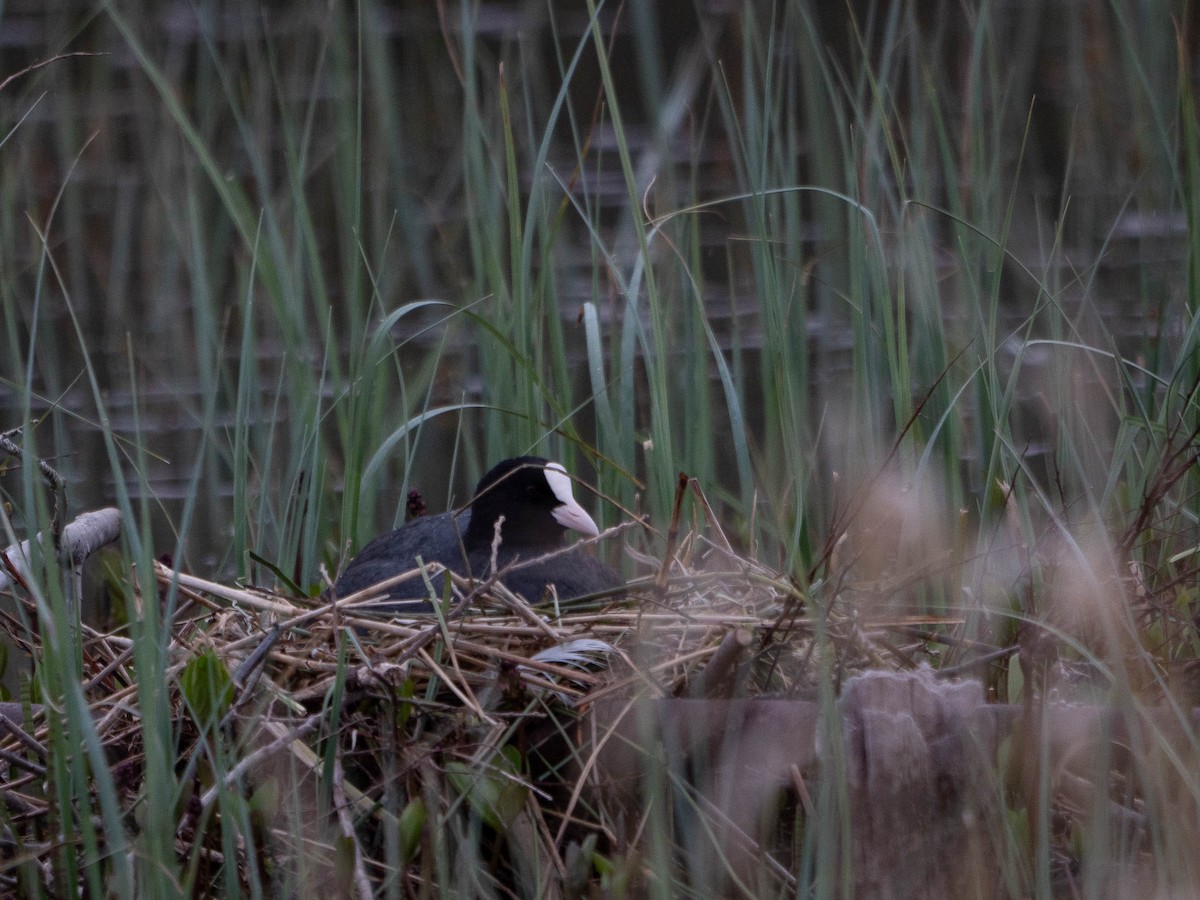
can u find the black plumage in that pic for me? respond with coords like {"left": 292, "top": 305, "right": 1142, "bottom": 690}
{"left": 333, "top": 456, "right": 622, "bottom": 612}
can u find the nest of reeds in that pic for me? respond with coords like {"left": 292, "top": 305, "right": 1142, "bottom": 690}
{"left": 146, "top": 535, "right": 815, "bottom": 894}
{"left": 0, "top": 500, "right": 960, "bottom": 896}
{"left": 0, "top": 528, "right": 787, "bottom": 897}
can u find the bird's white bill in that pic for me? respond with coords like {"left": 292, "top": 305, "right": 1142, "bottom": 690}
{"left": 545, "top": 462, "right": 601, "bottom": 537}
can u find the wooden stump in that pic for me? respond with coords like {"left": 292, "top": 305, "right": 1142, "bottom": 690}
{"left": 588, "top": 669, "right": 1006, "bottom": 897}
{"left": 839, "top": 668, "right": 1000, "bottom": 900}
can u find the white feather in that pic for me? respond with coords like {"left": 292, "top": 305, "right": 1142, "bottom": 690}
{"left": 543, "top": 461, "right": 574, "bottom": 506}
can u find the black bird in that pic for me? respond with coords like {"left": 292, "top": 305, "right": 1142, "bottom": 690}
{"left": 333, "top": 456, "right": 622, "bottom": 612}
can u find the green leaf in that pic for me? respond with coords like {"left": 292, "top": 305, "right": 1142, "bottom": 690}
{"left": 398, "top": 798, "right": 426, "bottom": 863}
{"left": 445, "top": 746, "right": 527, "bottom": 829}
{"left": 1005, "top": 655, "right": 1024, "bottom": 704}
{"left": 249, "top": 777, "right": 280, "bottom": 821}
{"left": 179, "top": 649, "right": 235, "bottom": 732}
{"left": 248, "top": 550, "right": 303, "bottom": 596}
{"left": 393, "top": 678, "right": 415, "bottom": 732}
{"left": 1005, "top": 805, "right": 1030, "bottom": 848}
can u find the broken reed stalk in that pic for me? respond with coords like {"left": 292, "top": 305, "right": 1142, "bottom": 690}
{"left": 654, "top": 470, "right": 691, "bottom": 594}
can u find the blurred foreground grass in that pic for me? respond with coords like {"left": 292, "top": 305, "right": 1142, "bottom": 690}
{"left": 1, "top": 1, "right": 1199, "bottom": 896}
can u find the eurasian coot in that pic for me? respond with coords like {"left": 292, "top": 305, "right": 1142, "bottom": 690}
{"left": 333, "top": 456, "right": 622, "bottom": 611}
